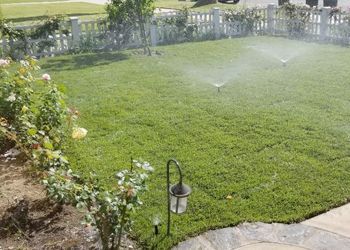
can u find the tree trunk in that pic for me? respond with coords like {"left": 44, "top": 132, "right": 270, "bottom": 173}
{"left": 116, "top": 204, "right": 127, "bottom": 250}
{"left": 135, "top": 0, "right": 151, "bottom": 56}
{"left": 139, "top": 21, "right": 151, "bottom": 56}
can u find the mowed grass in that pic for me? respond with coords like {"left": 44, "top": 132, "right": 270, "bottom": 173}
{"left": 1, "top": 0, "right": 67, "bottom": 3}
{"left": 155, "top": 0, "right": 206, "bottom": 10}
{"left": 1, "top": 2, "right": 105, "bottom": 22}
{"left": 155, "top": 0, "right": 240, "bottom": 11}
{"left": 41, "top": 37, "right": 350, "bottom": 249}
{"left": 0, "top": 0, "right": 238, "bottom": 24}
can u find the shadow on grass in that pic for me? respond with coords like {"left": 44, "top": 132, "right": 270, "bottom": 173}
{"left": 8, "top": 13, "right": 103, "bottom": 23}
{"left": 192, "top": 0, "right": 217, "bottom": 8}
{"left": 141, "top": 234, "right": 169, "bottom": 250}
{"left": 41, "top": 52, "right": 129, "bottom": 71}
{"left": 150, "top": 235, "right": 168, "bottom": 250}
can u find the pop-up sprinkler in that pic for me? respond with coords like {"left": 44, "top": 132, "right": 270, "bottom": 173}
{"left": 153, "top": 216, "right": 161, "bottom": 235}
{"left": 281, "top": 59, "right": 287, "bottom": 67}
{"left": 214, "top": 83, "right": 224, "bottom": 93}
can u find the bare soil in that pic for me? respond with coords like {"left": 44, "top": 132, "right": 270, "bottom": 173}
{"left": 0, "top": 155, "right": 136, "bottom": 250}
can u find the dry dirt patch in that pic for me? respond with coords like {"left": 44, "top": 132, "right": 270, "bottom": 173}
{"left": 0, "top": 156, "right": 98, "bottom": 249}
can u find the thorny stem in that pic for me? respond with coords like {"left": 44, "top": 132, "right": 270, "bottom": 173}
{"left": 130, "top": 156, "right": 133, "bottom": 172}
{"left": 116, "top": 199, "right": 128, "bottom": 250}
{"left": 111, "top": 235, "right": 116, "bottom": 250}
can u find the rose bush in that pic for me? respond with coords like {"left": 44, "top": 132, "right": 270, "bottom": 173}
{"left": 0, "top": 57, "right": 86, "bottom": 167}
{"left": 44, "top": 160, "right": 153, "bottom": 250}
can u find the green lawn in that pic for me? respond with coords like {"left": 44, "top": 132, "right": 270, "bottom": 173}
{"left": 1, "top": 2, "right": 105, "bottom": 23}
{"left": 0, "top": 0, "right": 239, "bottom": 24}
{"left": 155, "top": 0, "right": 240, "bottom": 11}
{"left": 1, "top": 0, "right": 67, "bottom": 3}
{"left": 41, "top": 37, "right": 350, "bottom": 249}
{"left": 155, "top": 0, "right": 205, "bottom": 9}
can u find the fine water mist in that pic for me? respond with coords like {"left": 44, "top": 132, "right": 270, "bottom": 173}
{"left": 172, "top": 40, "right": 315, "bottom": 94}
{"left": 248, "top": 42, "right": 312, "bottom": 67}
{"left": 178, "top": 55, "right": 254, "bottom": 93}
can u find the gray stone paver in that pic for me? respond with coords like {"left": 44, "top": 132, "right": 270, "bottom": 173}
{"left": 302, "top": 203, "right": 350, "bottom": 238}
{"left": 173, "top": 203, "right": 350, "bottom": 250}
{"left": 302, "top": 229, "right": 350, "bottom": 250}
{"left": 236, "top": 242, "right": 308, "bottom": 250}
{"left": 202, "top": 227, "right": 260, "bottom": 249}
{"left": 174, "top": 222, "right": 350, "bottom": 250}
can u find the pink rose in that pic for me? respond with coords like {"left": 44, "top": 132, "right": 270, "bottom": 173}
{"left": 0, "top": 59, "right": 10, "bottom": 67}
{"left": 42, "top": 73, "right": 51, "bottom": 81}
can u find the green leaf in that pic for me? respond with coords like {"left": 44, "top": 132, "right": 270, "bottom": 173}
{"left": 43, "top": 140, "right": 54, "bottom": 150}
{"left": 27, "top": 128, "right": 37, "bottom": 136}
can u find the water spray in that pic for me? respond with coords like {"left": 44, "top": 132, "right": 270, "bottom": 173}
{"left": 249, "top": 45, "right": 296, "bottom": 68}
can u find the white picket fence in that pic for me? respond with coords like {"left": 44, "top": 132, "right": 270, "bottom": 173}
{"left": 272, "top": 5, "right": 350, "bottom": 42}
{"left": 1, "top": 4, "right": 350, "bottom": 58}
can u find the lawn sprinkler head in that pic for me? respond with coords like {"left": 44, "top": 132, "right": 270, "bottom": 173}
{"left": 281, "top": 59, "right": 287, "bottom": 67}
{"left": 214, "top": 83, "right": 224, "bottom": 93}
{"left": 153, "top": 216, "right": 161, "bottom": 235}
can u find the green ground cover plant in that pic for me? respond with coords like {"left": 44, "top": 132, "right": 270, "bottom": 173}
{"left": 1, "top": 2, "right": 105, "bottom": 23}
{"left": 41, "top": 36, "right": 350, "bottom": 248}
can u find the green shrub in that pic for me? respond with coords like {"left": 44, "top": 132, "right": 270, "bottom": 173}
{"left": 0, "top": 57, "right": 72, "bottom": 167}
{"left": 44, "top": 159, "right": 153, "bottom": 250}
{"left": 224, "top": 8, "right": 263, "bottom": 36}
{"left": 158, "top": 8, "right": 199, "bottom": 44}
{"left": 0, "top": 16, "right": 66, "bottom": 59}
{"left": 280, "top": 2, "right": 312, "bottom": 38}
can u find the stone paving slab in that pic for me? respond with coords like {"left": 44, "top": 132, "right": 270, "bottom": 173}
{"left": 236, "top": 242, "right": 308, "bottom": 250}
{"left": 174, "top": 219, "right": 350, "bottom": 250}
{"left": 302, "top": 203, "right": 350, "bottom": 238}
{"left": 174, "top": 202, "right": 350, "bottom": 250}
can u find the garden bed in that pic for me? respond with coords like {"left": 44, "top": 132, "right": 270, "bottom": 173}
{"left": 0, "top": 156, "right": 94, "bottom": 249}
{"left": 0, "top": 156, "right": 136, "bottom": 249}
